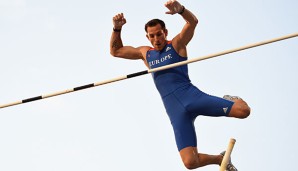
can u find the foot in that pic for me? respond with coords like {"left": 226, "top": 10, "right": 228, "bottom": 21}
{"left": 220, "top": 151, "right": 238, "bottom": 171}
{"left": 223, "top": 95, "right": 242, "bottom": 102}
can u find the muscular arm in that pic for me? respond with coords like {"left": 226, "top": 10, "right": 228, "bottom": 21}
{"left": 110, "top": 29, "right": 145, "bottom": 60}
{"left": 177, "top": 7, "right": 199, "bottom": 46}
{"left": 165, "top": 0, "right": 198, "bottom": 56}
{"left": 110, "top": 13, "right": 148, "bottom": 60}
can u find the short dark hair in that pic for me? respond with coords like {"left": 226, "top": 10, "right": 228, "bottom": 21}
{"left": 144, "top": 19, "right": 166, "bottom": 32}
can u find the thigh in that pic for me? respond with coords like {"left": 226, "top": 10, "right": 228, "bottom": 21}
{"left": 162, "top": 94, "right": 197, "bottom": 151}
{"left": 175, "top": 85, "right": 234, "bottom": 117}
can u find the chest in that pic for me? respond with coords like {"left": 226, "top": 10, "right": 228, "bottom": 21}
{"left": 147, "top": 49, "right": 178, "bottom": 69}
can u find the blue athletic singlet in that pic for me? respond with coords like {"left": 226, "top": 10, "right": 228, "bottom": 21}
{"left": 146, "top": 41, "right": 234, "bottom": 151}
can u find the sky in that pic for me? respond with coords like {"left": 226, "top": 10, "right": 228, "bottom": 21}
{"left": 0, "top": 0, "right": 297, "bottom": 170}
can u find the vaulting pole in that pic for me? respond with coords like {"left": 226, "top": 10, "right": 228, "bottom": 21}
{"left": 0, "top": 32, "right": 297, "bottom": 109}
{"left": 220, "top": 138, "right": 236, "bottom": 171}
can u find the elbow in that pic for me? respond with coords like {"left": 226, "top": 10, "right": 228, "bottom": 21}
{"left": 110, "top": 51, "right": 116, "bottom": 57}
{"left": 193, "top": 18, "right": 199, "bottom": 26}
{"left": 110, "top": 49, "right": 119, "bottom": 57}
{"left": 191, "top": 15, "right": 199, "bottom": 26}
{"left": 188, "top": 18, "right": 198, "bottom": 29}
{"left": 110, "top": 46, "right": 123, "bottom": 57}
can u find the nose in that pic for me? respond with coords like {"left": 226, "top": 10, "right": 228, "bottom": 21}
{"left": 154, "top": 36, "right": 160, "bottom": 43}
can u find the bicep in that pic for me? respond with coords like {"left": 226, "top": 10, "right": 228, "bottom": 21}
{"left": 112, "top": 46, "right": 145, "bottom": 60}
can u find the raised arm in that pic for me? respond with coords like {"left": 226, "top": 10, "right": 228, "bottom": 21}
{"left": 164, "top": 0, "right": 198, "bottom": 55}
{"left": 110, "top": 13, "right": 147, "bottom": 60}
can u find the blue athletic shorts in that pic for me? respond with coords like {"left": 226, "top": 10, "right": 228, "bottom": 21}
{"left": 161, "top": 83, "right": 234, "bottom": 151}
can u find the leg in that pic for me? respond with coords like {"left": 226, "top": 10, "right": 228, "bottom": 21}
{"left": 173, "top": 85, "right": 239, "bottom": 118}
{"left": 162, "top": 92, "right": 219, "bottom": 169}
{"left": 179, "top": 146, "right": 223, "bottom": 170}
{"left": 163, "top": 87, "right": 244, "bottom": 169}
{"left": 176, "top": 85, "right": 251, "bottom": 119}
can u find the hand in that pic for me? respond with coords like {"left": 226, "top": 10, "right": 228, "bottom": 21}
{"left": 164, "top": 0, "right": 183, "bottom": 15}
{"left": 113, "top": 13, "right": 126, "bottom": 29}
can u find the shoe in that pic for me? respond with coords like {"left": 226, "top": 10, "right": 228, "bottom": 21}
{"left": 223, "top": 95, "right": 242, "bottom": 102}
{"left": 220, "top": 151, "right": 238, "bottom": 171}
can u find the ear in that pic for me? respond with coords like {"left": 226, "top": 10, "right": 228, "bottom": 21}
{"left": 165, "top": 29, "right": 168, "bottom": 37}
{"left": 146, "top": 34, "right": 149, "bottom": 39}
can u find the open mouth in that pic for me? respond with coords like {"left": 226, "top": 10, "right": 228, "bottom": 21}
{"left": 155, "top": 43, "right": 161, "bottom": 48}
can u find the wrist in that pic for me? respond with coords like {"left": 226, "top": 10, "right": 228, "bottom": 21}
{"left": 113, "top": 27, "right": 121, "bottom": 32}
{"left": 178, "top": 5, "right": 185, "bottom": 15}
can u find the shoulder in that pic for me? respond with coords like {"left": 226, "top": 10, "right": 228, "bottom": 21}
{"left": 137, "top": 46, "right": 151, "bottom": 53}
{"left": 137, "top": 46, "right": 151, "bottom": 59}
{"left": 137, "top": 46, "right": 151, "bottom": 51}
{"left": 171, "top": 35, "right": 187, "bottom": 57}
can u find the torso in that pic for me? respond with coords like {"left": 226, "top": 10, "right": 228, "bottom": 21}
{"left": 145, "top": 41, "right": 191, "bottom": 97}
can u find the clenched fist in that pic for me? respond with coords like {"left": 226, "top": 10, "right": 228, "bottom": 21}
{"left": 113, "top": 13, "right": 127, "bottom": 30}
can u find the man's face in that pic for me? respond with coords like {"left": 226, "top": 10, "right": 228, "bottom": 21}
{"left": 146, "top": 24, "right": 168, "bottom": 51}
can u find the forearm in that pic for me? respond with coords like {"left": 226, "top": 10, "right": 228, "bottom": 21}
{"left": 110, "top": 29, "right": 123, "bottom": 56}
{"left": 179, "top": 6, "right": 198, "bottom": 27}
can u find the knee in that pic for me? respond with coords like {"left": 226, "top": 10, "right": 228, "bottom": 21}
{"left": 238, "top": 106, "right": 251, "bottom": 119}
{"left": 229, "top": 101, "right": 251, "bottom": 119}
{"left": 183, "top": 158, "right": 197, "bottom": 170}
